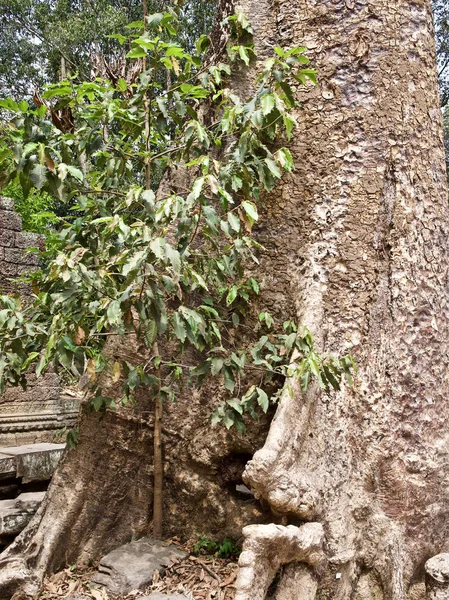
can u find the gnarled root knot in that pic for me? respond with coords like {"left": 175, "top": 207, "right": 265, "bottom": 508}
{"left": 235, "top": 522, "right": 325, "bottom": 600}
{"left": 0, "top": 556, "right": 37, "bottom": 599}
{"left": 425, "top": 554, "right": 449, "bottom": 599}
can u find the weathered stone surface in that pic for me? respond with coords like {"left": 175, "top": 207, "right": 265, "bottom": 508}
{"left": 0, "top": 392, "right": 79, "bottom": 447}
{"left": 0, "top": 230, "right": 14, "bottom": 248}
{"left": 0, "top": 197, "right": 14, "bottom": 211}
{"left": 0, "top": 454, "right": 16, "bottom": 480}
{"left": 92, "top": 538, "right": 188, "bottom": 596}
{"left": 4, "top": 248, "right": 39, "bottom": 266}
{"left": 0, "top": 492, "right": 45, "bottom": 539}
{"left": 0, "top": 210, "right": 21, "bottom": 231}
{"left": 14, "top": 231, "right": 42, "bottom": 249}
{"left": 235, "top": 523, "right": 324, "bottom": 600}
{"left": 0, "top": 443, "right": 65, "bottom": 482}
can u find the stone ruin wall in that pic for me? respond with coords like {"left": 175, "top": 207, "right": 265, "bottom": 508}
{"left": 0, "top": 196, "right": 79, "bottom": 446}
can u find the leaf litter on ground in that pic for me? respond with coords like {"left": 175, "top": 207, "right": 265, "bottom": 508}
{"left": 40, "top": 539, "right": 238, "bottom": 600}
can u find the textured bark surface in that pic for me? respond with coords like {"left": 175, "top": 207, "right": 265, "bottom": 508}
{"left": 1, "top": 0, "right": 448, "bottom": 599}
{"left": 235, "top": 523, "right": 324, "bottom": 600}
{"left": 232, "top": 0, "right": 449, "bottom": 598}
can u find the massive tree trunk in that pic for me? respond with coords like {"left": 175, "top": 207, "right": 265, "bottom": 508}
{"left": 1, "top": 0, "right": 448, "bottom": 599}
{"left": 233, "top": 0, "right": 449, "bottom": 598}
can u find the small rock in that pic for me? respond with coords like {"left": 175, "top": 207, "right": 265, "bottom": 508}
{"left": 0, "top": 492, "right": 46, "bottom": 540}
{"left": 92, "top": 537, "right": 188, "bottom": 596}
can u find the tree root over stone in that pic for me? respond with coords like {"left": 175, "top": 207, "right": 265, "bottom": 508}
{"left": 234, "top": 523, "right": 324, "bottom": 600}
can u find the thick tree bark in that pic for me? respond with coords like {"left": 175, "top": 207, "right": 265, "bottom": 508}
{"left": 232, "top": 0, "right": 449, "bottom": 598}
{"left": 1, "top": 1, "right": 448, "bottom": 599}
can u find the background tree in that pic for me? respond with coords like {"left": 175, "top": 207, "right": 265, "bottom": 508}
{"left": 0, "top": 0, "right": 215, "bottom": 98}
{"left": 0, "top": 0, "right": 216, "bottom": 238}
{"left": 433, "top": 0, "right": 449, "bottom": 107}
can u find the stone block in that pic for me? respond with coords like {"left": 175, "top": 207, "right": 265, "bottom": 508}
{"left": 0, "top": 210, "right": 22, "bottom": 231}
{"left": 4, "top": 248, "right": 39, "bottom": 266}
{"left": 0, "top": 197, "right": 14, "bottom": 211}
{"left": 0, "top": 229, "right": 14, "bottom": 247}
{"left": 0, "top": 391, "right": 79, "bottom": 446}
{"left": 0, "top": 443, "right": 65, "bottom": 483}
{"left": 0, "top": 454, "right": 16, "bottom": 480}
{"left": 0, "top": 261, "right": 18, "bottom": 277}
{"left": 14, "top": 491, "right": 45, "bottom": 510}
{"left": 14, "top": 231, "right": 42, "bottom": 249}
{"left": 92, "top": 538, "right": 188, "bottom": 596}
{"left": 0, "top": 491, "right": 45, "bottom": 539}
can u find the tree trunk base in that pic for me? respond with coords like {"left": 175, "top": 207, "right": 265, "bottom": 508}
{"left": 235, "top": 523, "right": 324, "bottom": 600}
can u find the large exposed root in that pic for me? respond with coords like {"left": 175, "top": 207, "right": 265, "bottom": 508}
{"left": 242, "top": 383, "right": 321, "bottom": 520}
{"left": 234, "top": 523, "right": 324, "bottom": 600}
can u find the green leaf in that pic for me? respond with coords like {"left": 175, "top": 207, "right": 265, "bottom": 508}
{"left": 172, "top": 312, "right": 186, "bottom": 343}
{"left": 226, "top": 285, "right": 238, "bottom": 305}
{"left": 107, "top": 300, "right": 122, "bottom": 325}
{"left": 150, "top": 237, "right": 165, "bottom": 259}
{"left": 0, "top": 98, "right": 19, "bottom": 111}
{"left": 308, "top": 356, "right": 321, "bottom": 379}
{"left": 166, "top": 46, "right": 184, "bottom": 58}
{"left": 35, "top": 354, "right": 47, "bottom": 378}
{"left": 227, "top": 398, "right": 243, "bottom": 414}
{"left": 188, "top": 177, "right": 205, "bottom": 201}
{"left": 144, "top": 319, "right": 158, "bottom": 347}
{"left": 227, "top": 212, "right": 240, "bottom": 232}
{"left": 125, "top": 20, "right": 144, "bottom": 29}
{"left": 241, "top": 201, "right": 258, "bottom": 223}
{"left": 265, "top": 158, "right": 281, "bottom": 178}
{"left": 127, "top": 46, "right": 147, "bottom": 59}
{"left": 146, "top": 12, "right": 164, "bottom": 27}
{"left": 261, "top": 94, "right": 275, "bottom": 115}
{"left": 274, "top": 148, "right": 294, "bottom": 172}
{"left": 222, "top": 365, "right": 235, "bottom": 392}
{"left": 42, "top": 86, "right": 72, "bottom": 99}
{"left": 274, "top": 46, "right": 285, "bottom": 57}
{"left": 211, "top": 357, "right": 224, "bottom": 376}
{"left": 22, "top": 352, "right": 39, "bottom": 370}
{"left": 165, "top": 244, "right": 181, "bottom": 275}
{"left": 238, "top": 46, "right": 250, "bottom": 66}
{"left": 117, "top": 78, "right": 127, "bottom": 92}
{"left": 30, "top": 165, "right": 47, "bottom": 189}
{"left": 256, "top": 387, "right": 269, "bottom": 412}
{"left": 283, "top": 115, "right": 295, "bottom": 139}
{"left": 67, "top": 166, "right": 83, "bottom": 182}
